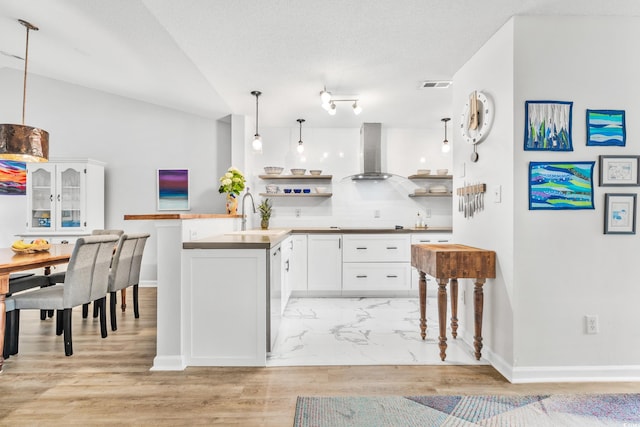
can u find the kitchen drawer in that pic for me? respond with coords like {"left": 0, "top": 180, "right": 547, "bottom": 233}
{"left": 343, "top": 235, "right": 410, "bottom": 263}
{"left": 410, "top": 233, "right": 452, "bottom": 245}
{"left": 342, "top": 262, "right": 410, "bottom": 291}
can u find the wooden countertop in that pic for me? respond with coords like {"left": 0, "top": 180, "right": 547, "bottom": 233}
{"left": 124, "top": 214, "right": 242, "bottom": 220}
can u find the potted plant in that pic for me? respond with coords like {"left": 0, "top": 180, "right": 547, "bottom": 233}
{"left": 258, "top": 198, "right": 272, "bottom": 230}
{"left": 218, "top": 167, "right": 245, "bottom": 215}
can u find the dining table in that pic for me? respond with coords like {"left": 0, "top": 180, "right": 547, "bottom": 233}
{"left": 0, "top": 244, "right": 74, "bottom": 371}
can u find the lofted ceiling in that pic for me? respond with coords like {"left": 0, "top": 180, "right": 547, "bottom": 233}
{"left": 1, "top": 0, "right": 639, "bottom": 130}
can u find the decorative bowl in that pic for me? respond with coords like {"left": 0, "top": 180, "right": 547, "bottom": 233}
{"left": 303, "top": 188, "right": 311, "bottom": 193}
{"left": 11, "top": 242, "right": 51, "bottom": 254}
{"left": 417, "top": 169, "right": 430, "bottom": 175}
{"left": 309, "top": 169, "right": 322, "bottom": 176}
{"left": 293, "top": 189, "right": 302, "bottom": 193}
{"left": 290, "top": 168, "right": 306, "bottom": 176}
{"left": 283, "top": 188, "right": 292, "bottom": 194}
{"left": 264, "top": 166, "right": 284, "bottom": 175}
{"left": 436, "top": 169, "right": 448, "bottom": 175}
{"left": 315, "top": 186, "right": 328, "bottom": 193}
{"left": 265, "top": 184, "right": 279, "bottom": 194}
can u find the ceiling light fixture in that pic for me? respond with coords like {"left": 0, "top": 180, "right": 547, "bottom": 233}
{"left": 441, "top": 117, "right": 451, "bottom": 153}
{"left": 319, "top": 87, "right": 362, "bottom": 116}
{"left": 251, "top": 90, "right": 262, "bottom": 151}
{"left": 296, "top": 118, "right": 305, "bottom": 154}
{"left": 0, "top": 19, "right": 49, "bottom": 163}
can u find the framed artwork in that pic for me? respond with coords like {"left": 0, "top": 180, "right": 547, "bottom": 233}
{"left": 157, "top": 169, "right": 190, "bottom": 211}
{"left": 587, "top": 109, "right": 626, "bottom": 147}
{"left": 529, "top": 161, "right": 595, "bottom": 210}
{"left": 524, "top": 100, "right": 573, "bottom": 151}
{"left": 599, "top": 155, "right": 640, "bottom": 186}
{"left": 604, "top": 193, "right": 636, "bottom": 234}
{"left": 0, "top": 160, "right": 27, "bottom": 195}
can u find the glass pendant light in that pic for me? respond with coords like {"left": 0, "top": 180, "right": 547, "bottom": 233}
{"left": 441, "top": 117, "right": 451, "bottom": 153}
{"left": 296, "top": 119, "right": 305, "bottom": 154}
{"left": 0, "top": 19, "right": 49, "bottom": 162}
{"left": 251, "top": 90, "right": 262, "bottom": 151}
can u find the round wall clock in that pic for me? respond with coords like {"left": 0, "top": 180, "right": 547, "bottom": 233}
{"left": 459, "top": 90, "right": 494, "bottom": 146}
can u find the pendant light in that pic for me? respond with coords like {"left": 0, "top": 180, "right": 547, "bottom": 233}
{"left": 441, "top": 117, "right": 451, "bottom": 153}
{"left": 251, "top": 90, "right": 262, "bottom": 151}
{"left": 0, "top": 19, "right": 49, "bottom": 162}
{"left": 296, "top": 119, "right": 305, "bottom": 154}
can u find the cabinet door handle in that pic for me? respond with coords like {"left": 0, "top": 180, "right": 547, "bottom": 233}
{"left": 338, "top": 238, "right": 341, "bottom": 249}
{"left": 356, "top": 275, "right": 367, "bottom": 278}
{"left": 356, "top": 247, "right": 367, "bottom": 250}
{"left": 57, "top": 194, "right": 61, "bottom": 202}
{"left": 386, "top": 275, "right": 398, "bottom": 278}
{"left": 285, "top": 260, "right": 290, "bottom": 272}
{"left": 386, "top": 246, "right": 398, "bottom": 250}
{"left": 50, "top": 194, "right": 54, "bottom": 202}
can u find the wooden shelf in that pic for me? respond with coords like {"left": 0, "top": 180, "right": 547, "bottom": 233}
{"left": 259, "top": 175, "right": 332, "bottom": 180}
{"left": 408, "top": 174, "right": 452, "bottom": 180}
{"left": 409, "top": 193, "right": 452, "bottom": 198}
{"left": 259, "top": 193, "right": 332, "bottom": 197}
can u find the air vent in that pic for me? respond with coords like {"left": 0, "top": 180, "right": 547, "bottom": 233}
{"left": 421, "top": 80, "right": 452, "bottom": 89}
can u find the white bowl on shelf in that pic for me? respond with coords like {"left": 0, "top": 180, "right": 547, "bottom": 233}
{"left": 436, "top": 169, "right": 448, "bottom": 176}
{"left": 290, "top": 168, "right": 306, "bottom": 176}
{"left": 264, "top": 166, "right": 283, "bottom": 175}
{"left": 315, "top": 186, "right": 328, "bottom": 193}
{"left": 265, "top": 184, "right": 279, "bottom": 194}
{"left": 417, "top": 169, "right": 430, "bottom": 175}
{"left": 309, "top": 169, "right": 322, "bottom": 176}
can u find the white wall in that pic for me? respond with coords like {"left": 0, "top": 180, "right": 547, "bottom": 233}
{"left": 244, "top": 125, "right": 453, "bottom": 230}
{"left": 0, "top": 68, "right": 230, "bottom": 280}
{"left": 455, "top": 15, "right": 640, "bottom": 382}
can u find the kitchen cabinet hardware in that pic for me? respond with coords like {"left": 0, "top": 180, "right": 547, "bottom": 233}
{"left": 386, "top": 275, "right": 398, "bottom": 278}
{"left": 356, "top": 247, "right": 368, "bottom": 250}
{"left": 386, "top": 246, "right": 398, "bottom": 249}
{"left": 356, "top": 275, "right": 368, "bottom": 278}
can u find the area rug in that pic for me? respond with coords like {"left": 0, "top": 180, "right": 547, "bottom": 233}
{"left": 293, "top": 394, "right": 640, "bottom": 426}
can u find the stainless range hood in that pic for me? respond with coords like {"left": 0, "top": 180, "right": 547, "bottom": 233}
{"left": 350, "top": 122, "right": 394, "bottom": 181}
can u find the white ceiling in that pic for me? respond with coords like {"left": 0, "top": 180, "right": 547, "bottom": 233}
{"left": 1, "top": 0, "right": 639, "bottom": 129}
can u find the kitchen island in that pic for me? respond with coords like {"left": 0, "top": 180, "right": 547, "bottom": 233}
{"left": 179, "top": 227, "right": 452, "bottom": 369}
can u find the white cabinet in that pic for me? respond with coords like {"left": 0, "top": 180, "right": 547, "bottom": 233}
{"left": 269, "top": 244, "right": 282, "bottom": 352}
{"left": 24, "top": 159, "right": 104, "bottom": 237}
{"left": 307, "top": 234, "right": 342, "bottom": 292}
{"left": 342, "top": 234, "right": 411, "bottom": 293}
{"left": 290, "top": 234, "right": 308, "bottom": 293}
{"left": 280, "top": 236, "right": 293, "bottom": 313}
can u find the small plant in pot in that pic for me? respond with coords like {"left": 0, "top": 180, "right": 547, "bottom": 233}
{"left": 258, "top": 198, "right": 272, "bottom": 230}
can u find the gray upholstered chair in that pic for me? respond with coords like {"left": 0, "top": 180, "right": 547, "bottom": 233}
{"left": 5, "top": 234, "right": 121, "bottom": 356}
{"left": 109, "top": 233, "right": 149, "bottom": 331}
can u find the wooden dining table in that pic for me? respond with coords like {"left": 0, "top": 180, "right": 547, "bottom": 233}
{"left": 0, "top": 244, "right": 74, "bottom": 371}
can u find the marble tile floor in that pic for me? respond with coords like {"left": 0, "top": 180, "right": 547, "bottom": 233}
{"left": 267, "top": 296, "right": 489, "bottom": 367}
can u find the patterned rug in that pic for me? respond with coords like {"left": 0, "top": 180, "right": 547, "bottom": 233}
{"left": 293, "top": 394, "right": 640, "bottom": 426}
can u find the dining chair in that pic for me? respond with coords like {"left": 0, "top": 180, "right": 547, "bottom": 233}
{"left": 109, "top": 233, "right": 149, "bottom": 331}
{"left": 5, "top": 234, "right": 121, "bottom": 357}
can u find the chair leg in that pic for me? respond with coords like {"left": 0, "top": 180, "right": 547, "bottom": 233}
{"left": 63, "top": 308, "right": 73, "bottom": 356}
{"left": 40, "top": 309, "right": 46, "bottom": 320}
{"left": 98, "top": 297, "right": 108, "bottom": 338}
{"left": 82, "top": 303, "right": 89, "bottom": 319}
{"left": 133, "top": 284, "right": 140, "bottom": 319}
{"left": 121, "top": 288, "right": 127, "bottom": 312}
{"left": 56, "top": 310, "right": 63, "bottom": 335}
{"left": 93, "top": 301, "right": 99, "bottom": 318}
{"left": 4, "top": 309, "right": 19, "bottom": 358}
{"left": 10, "top": 309, "right": 20, "bottom": 356}
{"left": 110, "top": 292, "right": 118, "bottom": 331}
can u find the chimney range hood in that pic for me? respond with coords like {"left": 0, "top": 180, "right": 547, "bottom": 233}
{"left": 349, "top": 122, "right": 395, "bottom": 181}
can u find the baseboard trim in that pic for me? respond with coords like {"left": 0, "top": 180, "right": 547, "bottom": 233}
{"left": 509, "top": 364, "right": 640, "bottom": 383}
{"left": 139, "top": 280, "right": 157, "bottom": 288}
{"left": 150, "top": 355, "right": 186, "bottom": 371}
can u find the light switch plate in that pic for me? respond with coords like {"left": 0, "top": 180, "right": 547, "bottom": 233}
{"left": 494, "top": 185, "right": 502, "bottom": 203}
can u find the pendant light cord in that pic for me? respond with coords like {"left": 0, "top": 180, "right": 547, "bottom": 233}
{"left": 19, "top": 20, "right": 38, "bottom": 125}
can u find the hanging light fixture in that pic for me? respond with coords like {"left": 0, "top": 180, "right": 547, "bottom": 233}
{"left": 319, "top": 87, "right": 331, "bottom": 110}
{"left": 328, "top": 101, "right": 337, "bottom": 116}
{"left": 251, "top": 90, "right": 262, "bottom": 151}
{"left": 320, "top": 86, "right": 362, "bottom": 116}
{"left": 0, "top": 19, "right": 49, "bottom": 162}
{"left": 296, "top": 118, "right": 305, "bottom": 154}
{"left": 352, "top": 101, "right": 362, "bottom": 115}
{"left": 441, "top": 117, "right": 451, "bottom": 153}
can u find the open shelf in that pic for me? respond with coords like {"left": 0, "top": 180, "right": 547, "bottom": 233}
{"left": 259, "top": 193, "right": 332, "bottom": 197}
{"left": 409, "top": 193, "right": 452, "bottom": 198}
{"left": 408, "top": 174, "right": 452, "bottom": 180}
{"left": 259, "top": 175, "right": 332, "bottom": 180}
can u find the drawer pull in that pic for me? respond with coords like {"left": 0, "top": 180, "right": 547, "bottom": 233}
{"left": 356, "top": 247, "right": 368, "bottom": 250}
{"left": 419, "top": 240, "right": 431, "bottom": 243}
{"left": 386, "top": 275, "right": 398, "bottom": 278}
{"left": 437, "top": 240, "right": 449, "bottom": 242}
{"left": 356, "top": 275, "right": 368, "bottom": 278}
{"left": 386, "top": 246, "right": 398, "bottom": 250}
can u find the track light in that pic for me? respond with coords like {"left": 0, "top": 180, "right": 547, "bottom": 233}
{"left": 296, "top": 119, "right": 305, "bottom": 154}
{"left": 352, "top": 101, "right": 362, "bottom": 115}
{"left": 319, "top": 87, "right": 331, "bottom": 104}
{"left": 251, "top": 90, "right": 262, "bottom": 151}
{"left": 441, "top": 117, "right": 451, "bottom": 153}
{"left": 328, "top": 102, "right": 337, "bottom": 116}
{"left": 319, "top": 86, "right": 362, "bottom": 116}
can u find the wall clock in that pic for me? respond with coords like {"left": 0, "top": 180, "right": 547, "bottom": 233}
{"left": 460, "top": 90, "right": 494, "bottom": 162}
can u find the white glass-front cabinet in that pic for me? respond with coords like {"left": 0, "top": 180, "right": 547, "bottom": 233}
{"left": 25, "top": 159, "right": 105, "bottom": 237}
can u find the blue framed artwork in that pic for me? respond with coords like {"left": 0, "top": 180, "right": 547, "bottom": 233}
{"left": 157, "top": 168, "right": 190, "bottom": 211}
{"left": 0, "top": 160, "right": 27, "bottom": 195}
{"left": 529, "top": 161, "right": 595, "bottom": 210}
{"left": 524, "top": 100, "right": 573, "bottom": 151}
{"left": 586, "top": 109, "right": 626, "bottom": 146}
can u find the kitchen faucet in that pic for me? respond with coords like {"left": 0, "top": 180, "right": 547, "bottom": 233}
{"left": 241, "top": 188, "right": 256, "bottom": 231}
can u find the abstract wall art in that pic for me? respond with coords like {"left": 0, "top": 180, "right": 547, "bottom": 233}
{"left": 0, "top": 160, "right": 27, "bottom": 195}
{"left": 587, "top": 110, "right": 625, "bottom": 146}
{"left": 529, "top": 161, "right": 595, "bottom": 210}
{"left": 157, "top": 168, "right": 190, "bottom": 211}
{"left": 524, "top": 100, "right": 573, "bottom": 151}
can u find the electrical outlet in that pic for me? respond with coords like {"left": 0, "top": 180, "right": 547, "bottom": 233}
{"left": 585, "top": 315, "right": 599, "bottom": 334}
{"left": 295, "top": 208, "right": 301, "bottom": 218}
{"left": 374, "top": 210, "right": 381, "bottom": 218}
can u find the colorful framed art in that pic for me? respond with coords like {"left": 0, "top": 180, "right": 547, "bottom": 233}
{"left": 157, "top": 168, "right": 190, "bottom": 211}
{"left": 587, "top": 110, "right": 626, "bottom": 147}
{"left": 529, "top": 161, "right": 595, "bottom": 210}
{"left": 598, "top": 155, "right": 640, "bottom": 187}
{"left": 0, "top": 160, "right": 27, "bottom": 195}
{"left": 604, "top": 193, "right": 636, "bottom": 234}
{"left": 524, "top": 100, "right": 573, "bottom": 151}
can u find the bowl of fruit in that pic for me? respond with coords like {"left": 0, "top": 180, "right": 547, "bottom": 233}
{"left": 11, "top": 238, "right": 51, "bottom": 254}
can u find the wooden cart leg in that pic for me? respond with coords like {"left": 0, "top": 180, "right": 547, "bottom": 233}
{"left": 418, "top": 271, "right": 427, "bottom": 340}
{"left": 121, "top": 288, "right": 127, "bottom": 312}
{"left": 473, "top": 278, "right": 486, "bottom": 360}
{"left": 450, "top": 278, "right": 458, "bottom": 338}
{"left": 437, "top": 278, "right": 448, "bottom": 361}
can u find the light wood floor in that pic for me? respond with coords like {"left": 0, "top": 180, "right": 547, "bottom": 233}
{"left": 1, "top": 287, "right": 639, "bottom": 425}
